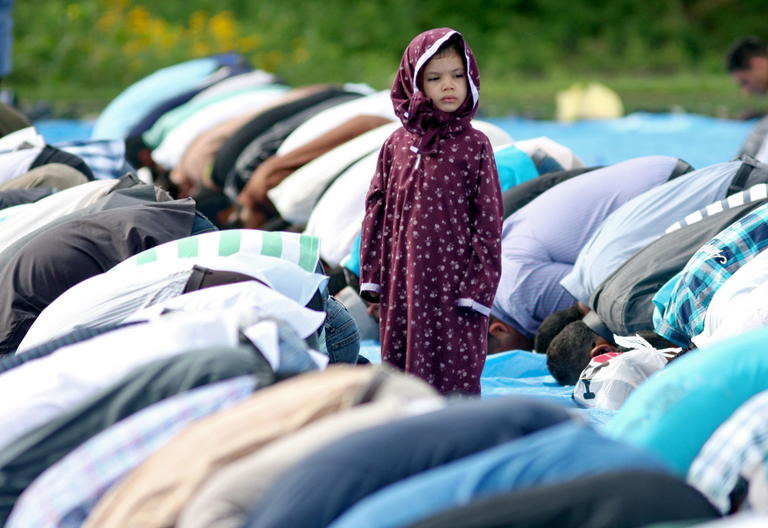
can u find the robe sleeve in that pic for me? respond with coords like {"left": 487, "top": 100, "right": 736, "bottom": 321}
{"left": 359, "top": 141, "right": 391, "bottom": 303}
{"left": 457, "top": 138, "right": 503, "bottom": 316}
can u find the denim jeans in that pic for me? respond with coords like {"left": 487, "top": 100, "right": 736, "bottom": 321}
{"left": 323, "top": 296, "right": 359, "bottom": 364}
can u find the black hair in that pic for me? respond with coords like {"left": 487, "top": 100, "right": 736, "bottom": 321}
{"left": 123, "top": 134, "right": 150, "bottom": 169}
{"left": 417, "top": 34, "right": 467, "bottom": 93}
{"left": 546, "top": 321, "right": 598, "bottom": 386}
{"left": 434, "top": 35, "right": 464, "bottom": 59}
{"left": 534, "top": 305, "right": 583, "bottom": 354}
{"left": 726, "top": 36, "right": 768, "bottom": 72}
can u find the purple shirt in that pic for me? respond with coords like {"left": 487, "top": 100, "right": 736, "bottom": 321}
{"left": 492, "top": 155, "right": 681, "bottom": 337}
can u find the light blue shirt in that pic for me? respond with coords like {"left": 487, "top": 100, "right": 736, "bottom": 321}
{"left": 91, "top": 57, "right": 222, "bottom": 140}
{"left": 606, "top": 324, "right": 768, "bottom": 475}
{"left": 494, "top": 144, "right": 539, "bottom": 192}
{"left": 329, "top": 422, "right": 666, "bottom": 528}
{"left": 561, "top": 160, "right": 741, "bottom": 304}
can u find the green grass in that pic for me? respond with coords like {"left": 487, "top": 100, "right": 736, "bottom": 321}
{"left": 479, "top": 72, "right": 767, "bottom": 119}
{"left": 13, "top": 71, "right": 764, "bottom": 122}
{"left": 10, "top": 1, "right": 768, "bottom": 121}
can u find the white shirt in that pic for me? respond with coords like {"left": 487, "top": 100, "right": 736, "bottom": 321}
{"left": 0, "top": 310, "right": 241, "bottom": 451}
{"left": 0, "top": 126, "right": 44, "bottom": 150}
{"left": 152, "top": 87, "right": 289, "bottom": 169}
{"left": 306, "top": 151, "right": 378, "bottom": 268}
{"left": 0, "top": 127, "right": 47, "bottom": 185}
{"left": 0, "top": 179, "right": 118, "bottom": 254}
{"left": 694, "top": 247, "right": 768, "bottom": 348}
{"left": 0, "top": 147, "right": 45, "bottom": 186}
{"left": 755, "top": 134, "right": 768, "bottom": 164}
{"left": 277, "top": 90, "right": 396, "bottom": 155}
{"left": 513, "top": 136, "right": 585, "bottom": 170}
{"left": 20, "top": 254, "right": 327, "bottom": 351}
{"left": 188, "top": 70, "right": 279, "bottom": 103}
{"left": 270, "top": 123, "right": 399, "bottom": 225}
{"left": 130, "top": 280, "right": 326, "bottom": 339}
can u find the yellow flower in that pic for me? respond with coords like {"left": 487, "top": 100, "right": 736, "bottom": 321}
{"left": 128, "top": 6, "right": 151, "bottom": 33}
{"left": 211, "top": 11, "right": 235, "bottom": 42}
{"left": 96, "top": 11, "right": 118, "bottom": 33}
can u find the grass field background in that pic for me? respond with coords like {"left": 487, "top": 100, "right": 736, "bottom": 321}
{"left": 10, "top": 0, "right": 768, "bottom": 119}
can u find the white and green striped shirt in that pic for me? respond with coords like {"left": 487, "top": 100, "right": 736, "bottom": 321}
{"left": 115, "top": 230, "right": 321, "bottom": 273}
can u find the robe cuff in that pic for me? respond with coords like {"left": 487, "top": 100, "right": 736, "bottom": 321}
{"left": 360, "top": 283, "right": 381, "bottom": 294}
{"left": 457, "top": 298, "right": 491, "bottom": 316}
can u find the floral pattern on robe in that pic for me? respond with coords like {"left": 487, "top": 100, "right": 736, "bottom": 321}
{"left": 360, "top": 28, "right": 502, "bottom": 394}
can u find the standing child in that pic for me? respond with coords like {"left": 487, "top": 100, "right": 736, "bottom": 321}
{"left": 360, "top": 28, "right": 503, "bottom": 394}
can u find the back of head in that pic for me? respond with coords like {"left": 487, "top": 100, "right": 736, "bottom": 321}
{"left": 546, "top": 321, "right": 597, "bottom": 385}
{"left": 535, "top": 305, "right": 583, "bottom": 354}
{"left": 726, "top": 36, "right": 768, "bottom": 72}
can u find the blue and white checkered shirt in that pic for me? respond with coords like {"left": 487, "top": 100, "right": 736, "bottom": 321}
{"left": 55, "top": 139, "right": 134, "bottom": 180}
{"left": 5, "top": 376, "right": 255, "bottom": 528}
{"left": 687, "top": 390, "right": 768, "bottom": 513}
{"left": 654, "top": 202, "right": 768, "bottom": 346}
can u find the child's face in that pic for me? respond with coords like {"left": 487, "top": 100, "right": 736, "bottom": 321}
{"left": 422, "top": 51, "right": 468, "bottom": 113}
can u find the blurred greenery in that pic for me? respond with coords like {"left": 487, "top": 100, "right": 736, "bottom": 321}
{"left": 8, "top": 0, "right": 768, "bottom": 118}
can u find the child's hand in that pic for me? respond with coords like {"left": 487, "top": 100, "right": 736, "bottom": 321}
{"left": 366, "top": 302, "right": 380, "bottom": 322}
{"left": 360, "top": 290, "right": 380, "bottom": 304}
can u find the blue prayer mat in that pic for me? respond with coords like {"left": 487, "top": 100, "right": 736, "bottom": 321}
{"left": 359, "top": 341, "right": 615, "bottom": 427}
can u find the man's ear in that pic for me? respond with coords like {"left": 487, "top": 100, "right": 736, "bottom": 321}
{"left": 489, "top": 319, "right": 512, "bottom": 338}
{"left": 590, "top": 343, "right": 617, "bottom": 358}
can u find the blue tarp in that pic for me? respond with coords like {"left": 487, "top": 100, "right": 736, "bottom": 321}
{"left": 35, "top": 112, "right": 748, "bottom": 432}
{"left": 360, "top": 341, "right": 615, "bottom": 427}
{"left": 36, "top": 112, "right": 753, "bottom": 170}
{"left": 489, "top": 112, "right": 754, "bottom": 168}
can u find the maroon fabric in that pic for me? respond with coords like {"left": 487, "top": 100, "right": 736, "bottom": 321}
{"left": 360, "top": 28, "right": 503, "bottom": 394}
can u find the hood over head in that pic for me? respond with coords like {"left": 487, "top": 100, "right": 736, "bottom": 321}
{"left": 391, "top": 28, "right": 480, "bottom": 155}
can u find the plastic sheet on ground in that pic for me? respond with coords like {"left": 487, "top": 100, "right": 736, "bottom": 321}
{"left": 359, "top": 341, "right": 615, "bottom": 428}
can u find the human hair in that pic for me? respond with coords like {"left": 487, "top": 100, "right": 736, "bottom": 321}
{"left": 546, "top": 321, "right": 598, "bottom": 386}
{"left": 534, "top": 305, "right": 583, "bottom": 354}
{"left": 726, "top": 36, "right": 768, "bottom": 72}
{"left": 434, "top": 35, "right": 464, "bottom": 59}
{"left": 123, "top": 134, "right": 150, "bottom": 169}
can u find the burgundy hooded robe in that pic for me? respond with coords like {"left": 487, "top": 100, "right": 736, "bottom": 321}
{"left": 360, "top": 28, "right": 503, "bottom": 394}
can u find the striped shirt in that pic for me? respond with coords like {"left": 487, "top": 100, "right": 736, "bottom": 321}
{"left": 665, "top": 184, "right": 768, "bottom": 234}
{"left": 688, "top": 390, "right": 768, "bottom": 513}
{"left": 115, "top": 229, "right": 321, "bottom": 273}
{"left": 654, "top": 202, "right": 768, "bottom": 346}
{"left": 6, "top": 377, "right": 255, "bottom": 528}
{"left": 55, "top": 139, "right": 135, "bottom": 180}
